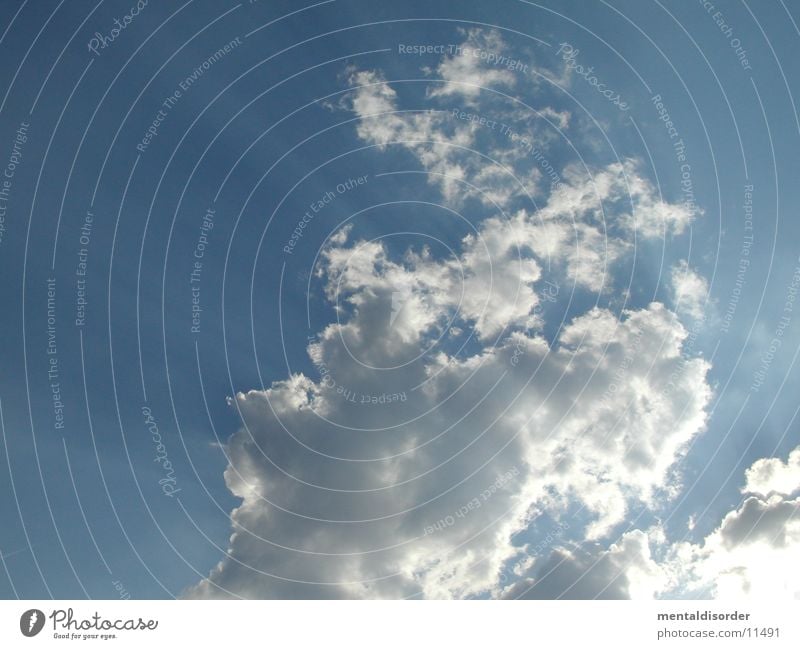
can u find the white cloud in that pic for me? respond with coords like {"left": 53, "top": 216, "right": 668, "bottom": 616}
{"left": 509, "top": 446, "right": 800, "bottom": 600}
{"left": 487, "top": 160, "right": 696, "bottom": 292}
{"left": 427, "top": 29, "right": 517, "bottom": 101}
{"left": 187, "top": 34, "right": 714, "bottom": 600}
{"left": 502, "top": 529, "right": 669, "bottom": 599}
{"left": 662, "top": 446, "right": 800, "bottom": 599}
{"left": 667, "top": 446, "right": 800, "bottom": 599}
{"left": 541, "top": 161, "right": 696, "bottom": 239}
{"left": 744, "top": 447, "right": 800, "bottom": 497}
{"left": 347, "top": 68, "right": 479, "bottom": 205}
{"left": 187, "top": 219, "right": 710, "bottom": 598}
{"left": 669, "top": 493, "right": 800, "bottom": 599}
{"left": 318, "top": 225, "right": 541, "bottom": 341}
{"left": 671, "top": 260, "right": 709, "bottom": 320}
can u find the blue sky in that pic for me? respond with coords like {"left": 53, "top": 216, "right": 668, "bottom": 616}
{"left": 1, "top": 0, "right": 799, "bottom": 599}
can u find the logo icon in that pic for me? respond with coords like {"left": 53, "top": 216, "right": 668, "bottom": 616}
{"left": 20, "top": 609, "right": 45, "bottom": 637}
{"left": 390, "top": 291, "right": 405, "bottom": 327}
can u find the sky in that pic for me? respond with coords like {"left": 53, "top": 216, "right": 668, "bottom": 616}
{"left": 0, "top": 0, "right": 799, "bottom": 600}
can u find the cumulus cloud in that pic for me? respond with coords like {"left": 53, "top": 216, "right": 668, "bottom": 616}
{"left": 668, "top": 445, "right": 800, "bottom": 598}
{"left": 188, "top": 31, "right": 715, "bottom": 600}
{"left": 540, "top": 161, "right": 696, "bottom": 239}
{"left": 480, "top": 160, "right": 696, "bottom": 292}
{"left": 347, "top": 66, "right": 694, "bottom": 291}
{"left": 743, "top": 447, "right": 800, "bottom": 497}
{"left": 670, "top": 492, "right": 800, "bottom": 599}
{"left": 346, "top": 65, "right": 545, "bottom": 210}
{"left": 510, "top": 446, "right": 800, "bottom": 600}
{"left": 187, "top": 219, "right": 710, "bottom": 598}
{"left": 318, "top": 224, "right": 541, "bottom": 341}
{"left": 345, "top": 28, "right": 564, "bottom": 209}
{"left": 427, "top": 29, "right": 518, "bottom": 101}
{"left": 503, "top": 530, "right": 668, "bottom": 599}
{"left": 671, "top": 260, "right": 709, "bottom": 321}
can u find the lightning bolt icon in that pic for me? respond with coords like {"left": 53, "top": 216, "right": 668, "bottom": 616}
{"left": 390, "top": 291, "right": 404, "bottom": 327}
{"left": 28, "top": 611, "right": 37, "bottom": 632}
